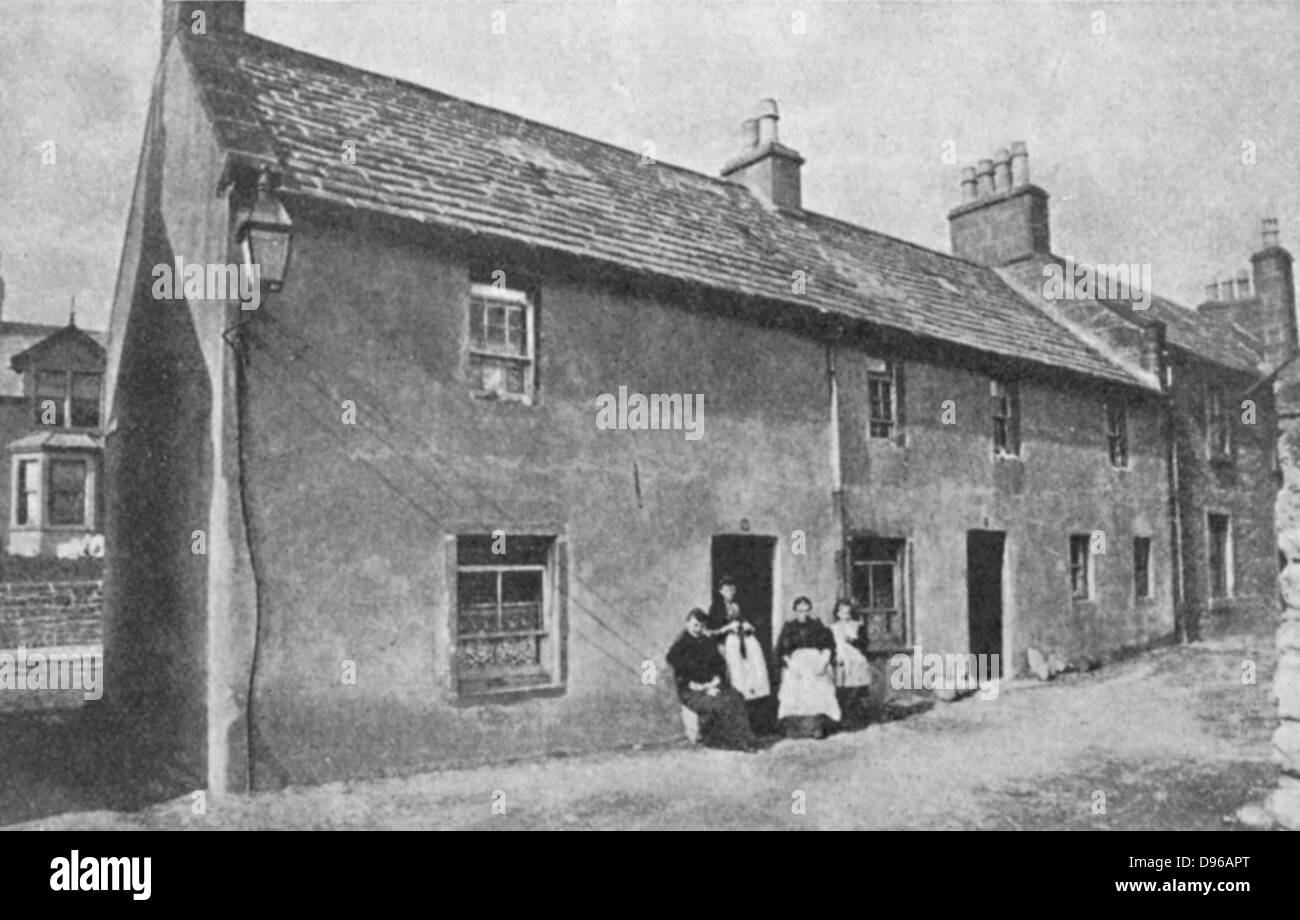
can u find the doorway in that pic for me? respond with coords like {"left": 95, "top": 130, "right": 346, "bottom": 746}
{"left": 966, "top": 530, "right": 1005, "bottom": 676}
{"left": 710, "top": 535, "right": 777, "bottom": 660}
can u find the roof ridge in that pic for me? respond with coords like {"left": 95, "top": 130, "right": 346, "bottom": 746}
{"left": 205, "top": 30, "right": 1057, "bottom": 283}
{"left": 182, "top": 27, "right": 1147, "bottom": 388}
{"left": 199, "top": 29, "right": 755, "bottom": 194}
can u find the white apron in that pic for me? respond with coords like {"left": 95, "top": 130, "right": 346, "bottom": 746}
{"left": 831, "top": 620, "right": 873, "bottom": 688}
{"left": 778, "top": 648, "right": 842, "bottom": 721}
{"left": 722, "top": 631, "right": 771, "bottom": 700}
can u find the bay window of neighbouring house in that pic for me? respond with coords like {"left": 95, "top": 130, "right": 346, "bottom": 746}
{"left": 1208, "top": 513, "right": 1233, "bottom": 600}
{"left": 454, "top": 534, "right": 563, "bottom": 697}
{"left": 849, "top": 536, "right": 907, "bottom": 649}
{"left": 14, "top": 458, "right": 39, "bottom": 526}
{"left": 10, "top": 455, "right": 91, "bottom": 529}
{"left": 467, "top": 282, "right": 535, "bottom": 402}
{"left": 48, "top": 459, "right": 87, "bottom": 526}
{"left": 991, "top": 379, "right": 1020, "bottom": 456}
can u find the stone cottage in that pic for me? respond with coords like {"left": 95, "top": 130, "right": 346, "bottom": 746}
{"left": 100, "top": 2, "right": 1288, "bottom": 798}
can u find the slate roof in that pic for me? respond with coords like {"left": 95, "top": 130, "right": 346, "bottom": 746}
{"left": 0, "top": 322, "right": 108, "bottom": 399}
{"left": 179, "top": 29, "right": 1153, "bottom": 386}
{"left": 1099, "top": 293, "right": 1263, "bottom": 374}
{"left": 0, "top": 321, "right": 63, "bottom": 398}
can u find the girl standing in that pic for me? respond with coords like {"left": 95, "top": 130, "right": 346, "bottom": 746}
{"left": 830, "top": 598, "right": 873, "bottom": 728}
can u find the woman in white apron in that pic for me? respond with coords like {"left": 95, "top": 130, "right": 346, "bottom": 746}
{"left": 775, "top": 596, "right": 841, "bottom": 738}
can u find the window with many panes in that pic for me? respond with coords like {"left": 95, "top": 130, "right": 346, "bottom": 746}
{"left": 991, "top": 379, "right": 1020, "bottom": 456}
{"left": 1069, "top": 534, "right": 1092, "bottom": 600}
{"left": 468, "top": 283, "right": 535, "bottom": 402}
{"left": 1208, "top": 513, "right": 1232, "bottom": 600}
{"left": 34, "top": 371, "right": 101, "bottom": 429}
{"left": 1205, "top": 385, "right": 1232, "bottom": 461}
{"left": 866, "top": 359, "right": 900, "bottom": 441}
{"left": 1133, "top": 536, "right": 1152, "bottom": 600}
{"left": 849, "top": 536, "right": 907, "bottom": 648}
{"left": 1106, "top": 401, "right": 1129, "bottom": 467}
{"left": 455, "top": 535, "right": 560, "bottom": 696}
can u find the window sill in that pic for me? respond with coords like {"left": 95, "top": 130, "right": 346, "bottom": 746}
{"left": 452, "top": 683, "right": 566, "bottom": 707}
{"left": 993, "top": 451, "right": 1023, "bottom": 462}
{"left": 470, "top": 389, "right": 533, "bottom": 406}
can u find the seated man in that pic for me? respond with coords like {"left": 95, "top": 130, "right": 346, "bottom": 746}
{"left": 666, "top": 608, "right": 760, "bottom": 752}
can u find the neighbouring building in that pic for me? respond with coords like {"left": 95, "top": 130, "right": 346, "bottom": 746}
{"left": 99, "top": 1, "right": 1286, "bottom": 798}
{"left": 0, "top": 269, "right": 107, "bottom": 562}
{"left": 951, "top": 155, "right": 1287, "bottom": 644}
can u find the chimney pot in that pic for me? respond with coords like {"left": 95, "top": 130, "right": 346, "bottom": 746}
{"left": 740, "top": 118, "right": 759, "bottom": 149}
{"left": 1205, "top": 281, "right": 1219, "bottom": 302}
{"left": 993, "top": 148, "right": 1011, "bottom": 192}
{"left": 1237, "top": 269, "right": 1252, "bottom": 299}
{"left": 1263, "top": 217, "right": 1281, "bottom": 249}
{"left": 1009, "top": 141, "right": 1029, "bottom": 187}
{"left": 960, "top": 166, "right": 978, "bottom": 203}
{"left": 976, "top": 159, "right": 995, "bottom": 198}
{"left": 756, "top": 98, "right": 780, "bottom": 146}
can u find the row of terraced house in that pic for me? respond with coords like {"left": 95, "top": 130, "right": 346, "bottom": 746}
{"left": 98, "top": 1, "right": 1295, "bottom": 797}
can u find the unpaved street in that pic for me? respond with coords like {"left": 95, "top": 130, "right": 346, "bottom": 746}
{"left": 6, "top": 631, "right": 1280, "bottom": 831}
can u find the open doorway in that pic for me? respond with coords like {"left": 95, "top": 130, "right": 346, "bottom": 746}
{"left": 710, "top": 535, "right": 777, "bottom": 658}
{"left": 966, "top": 530, "right": 1005, "bottom": 676}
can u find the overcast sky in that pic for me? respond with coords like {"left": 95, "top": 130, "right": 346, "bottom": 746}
{"left": 2, "top": 0, "right": 1297, "bottom": 331}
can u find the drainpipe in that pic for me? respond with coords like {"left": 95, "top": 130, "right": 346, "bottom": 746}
{"left": 827, "top": 339, "right": 848, "bottom": 594}
{"left": 1163, "top": 357, "right": 1186, "bottom": 641}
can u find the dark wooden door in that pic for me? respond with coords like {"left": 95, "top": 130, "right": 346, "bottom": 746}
{"left": 966, "top": 530, "right": 1005, "bottom": 675}
{"left": 710, "top": 535, "right": 776, "bottom": 660}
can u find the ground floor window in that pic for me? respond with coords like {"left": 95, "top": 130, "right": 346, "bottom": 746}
{"left": 849, "top": 536, "right": 907, "bottom": 648}
{"left": 1069, "top": 534, "right": 1093, "bottom": 600}
{"left": 1133, "top": 536, "right": 1152, "bottom": 600}
{"left": 454, "top": 534, "right": 561, "bottom": 696}
{"left": 10, "top": 453, "right": 92, "bottom": 530}
{"left": 1207, "top": 513, "right": 1233, "bottom": 600}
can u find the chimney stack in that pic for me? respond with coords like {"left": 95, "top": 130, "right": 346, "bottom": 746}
{"left": 1252, "top": 217, "right": 1297, "bottom": 365}
{"left": 162, "top": 1, "right": 245, "bottom": 56}
{"left": 721, "top": 99, "right": 805, "bottom": 211}
{"left": 1198, "top": 219, "right": 1297, "bottom": 366}
{"left": 949, "top": 141, "right": 1051, "bottom": 266}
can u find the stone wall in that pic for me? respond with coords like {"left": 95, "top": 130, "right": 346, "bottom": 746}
{"left": 0, "top": 580, "right": 103, "bottom": 649}
{"left": 1269, "top": 421, "right": 1300, "bottom": 827}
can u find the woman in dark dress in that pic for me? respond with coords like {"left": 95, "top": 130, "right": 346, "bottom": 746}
{"left": 666, "top": 608, "right": 760, "bottom": 752}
